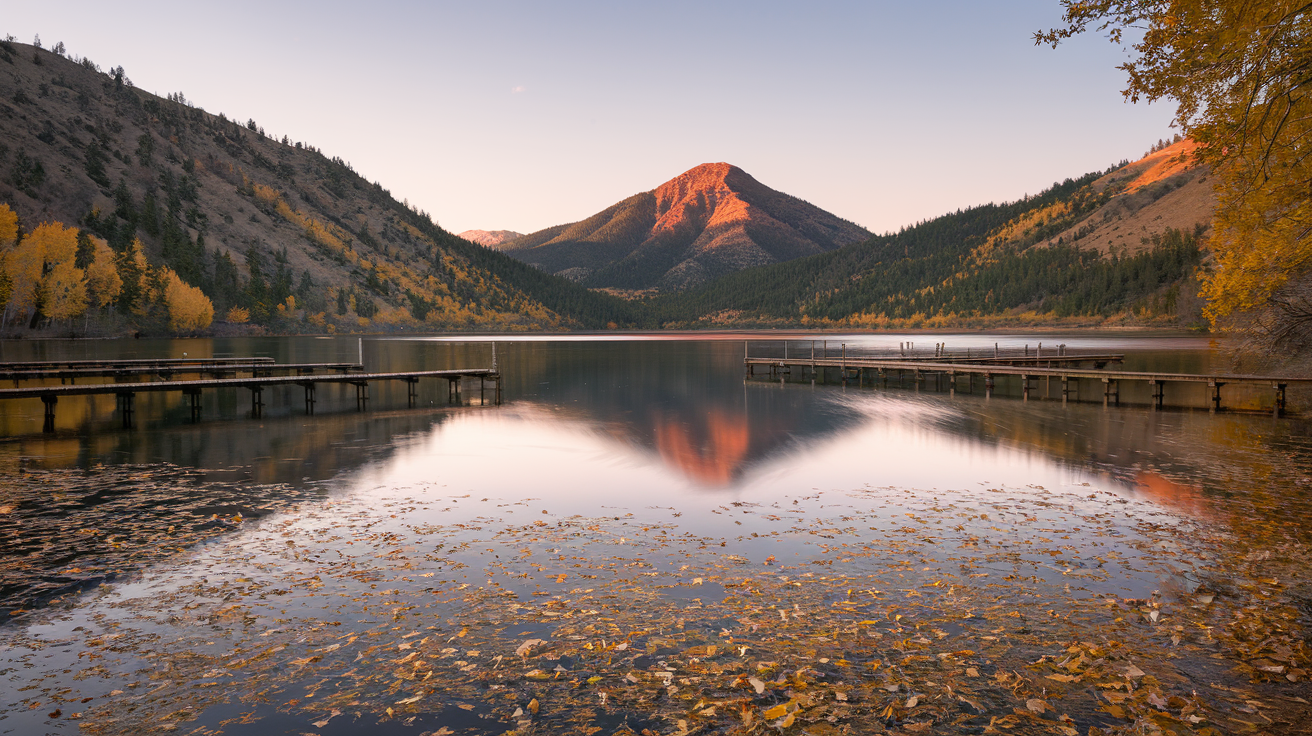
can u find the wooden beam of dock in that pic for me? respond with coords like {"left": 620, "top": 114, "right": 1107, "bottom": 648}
{"left": 746, "top": 356, "right": 1305, "bottom": 415}
{"left": 0, "top": 362, "right": 364, "bottom": 383}
{"left": 0, "top": 357, "right": 277, "bottom": 370}
{"left": 747, "top": 357, "right": 1312, "bottom": 385}
{"left": 2, "top": 368, "right": 502, "bottom": 432}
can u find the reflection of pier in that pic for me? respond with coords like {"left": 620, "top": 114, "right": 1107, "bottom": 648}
{"left": 745, "top": 342, "right": 1308, "bottom": 416}
{"left": 0, "top": 357, "right": 501, "bottom": 432}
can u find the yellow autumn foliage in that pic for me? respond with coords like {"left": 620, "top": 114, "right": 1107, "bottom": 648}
{"left": 85, "top": 238, "right": 122, "bottom": 309}
{"left": 42, "top": 261, "right": 88, "bottom": 321}
{"left": 0, "top": 204, "right": 16, "bottom": 247}
{"left": 161, "top": 267, "right": 214, "bottom": 332}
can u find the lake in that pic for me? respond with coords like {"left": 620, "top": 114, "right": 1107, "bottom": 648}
{"left": 1, "top": 333, "right": 1309, "bottom": 735}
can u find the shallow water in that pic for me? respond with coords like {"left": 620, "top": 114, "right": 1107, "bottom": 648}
{"left": 0, "top": 334, "right": 1309, "bottom": 735}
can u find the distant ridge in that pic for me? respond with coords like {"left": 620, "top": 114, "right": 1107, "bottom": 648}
{"left": 457, "top": 229, "right": 524, "bottom": 248}
{"left": 499, "top": 163, "right": 870, "bottom": 290}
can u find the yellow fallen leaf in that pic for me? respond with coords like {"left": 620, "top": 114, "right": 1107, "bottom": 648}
{"left": 395, "top": 694, "right": 423, "bottom": 705}
{"left": 762, "top": 703, "right": 789, "bottom": 720}
{"left": 1046, "top": 674, "right": 1077, "bottom": 683}
{"left": 1026, "top": 699, "right": 1047, "bottom": 714}
{"left": 528, "top": 698, "right": 539, "bottom": 714}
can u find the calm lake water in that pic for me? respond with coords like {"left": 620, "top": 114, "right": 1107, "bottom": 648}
{"left": 1, "top": 333, "right": 1309, "bottom": 735}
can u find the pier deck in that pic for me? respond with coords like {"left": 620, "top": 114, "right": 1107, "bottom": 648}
{"left": 1, "top": 362, "right": 364, "bottom": 384}
{"left": 746, "top": 346, "right": 1310, "bottom": 415}
{"left": 1, "top": 366, "right": 501, "bottom": 432}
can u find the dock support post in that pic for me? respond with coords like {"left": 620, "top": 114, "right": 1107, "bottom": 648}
{"left": 407, "top": 378, "right": 419, "bottom": 407}
{"left": 880, "top": 368, "right": 887, "bottom": 388}
{"left": 968, "top": 373, "right": 975, "bottom": 393}
{"left": 117, "top": 392, "right": 135, "bottom": 429}
{"left": 303, "top": 382, "right": 316, "bottom": 415}
{"left": 841, "top": 344, "right": 847, "bottom": 386}
{"left": 41, "top": 394, "right": 56, "bottom": 433}
{"left": 251, "top": 386, "right": 264, "bottom": 418}
{"left": 949, "top": 371, "right": 956, "bottom": 397}
{"left": 914, "top": 370, "right": 922, "bottom": 392}
{"left": 1209, "top": 381, "right": 1224, "bottom": 413}
{"left": 1061, "top": 376, "right": 1070, "bottom": 404}
{"left": 496, "top": 374, "right": 503, "bottom": 405}
{"left": 1274, "top": 383, "right": 1286, "bottom": 417}
{"left": 984, "top": 373, "right": 994, "bottom": 399}
{"left": 1022, "top": 374, "right": 1030, "bottom": 401}
{"left": 184, "top": 387, "right": 202, "bottom": 422}
{"left": 354, "top": 381, "right": 369, "bottom": 411}
{"left": 1102, "top": 378, "right": 1117, "bottom": 407}
{"left": 1150, "top": 380, "right": 1164, "bottom": 410}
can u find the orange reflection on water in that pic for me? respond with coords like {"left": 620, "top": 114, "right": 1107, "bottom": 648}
{"left": 1132, "top": 470, "right": 1213, "bottom": 519}
{"left": 653, "top": 408, "right": 751, "bottom": 486}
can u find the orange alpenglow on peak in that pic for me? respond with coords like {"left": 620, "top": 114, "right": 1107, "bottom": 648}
{"left": 498, "top": 163, "right": 870, "bottom": 291}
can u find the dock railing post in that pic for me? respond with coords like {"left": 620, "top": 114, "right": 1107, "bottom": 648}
{"left": 1274, "top": 383, "right": 1287, "bottom": 417}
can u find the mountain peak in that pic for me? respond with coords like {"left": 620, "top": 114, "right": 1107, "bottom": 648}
{"left": 501, "top": 164, "right": 869, "bottom": 290}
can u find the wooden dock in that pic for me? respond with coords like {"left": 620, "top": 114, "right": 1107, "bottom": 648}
{"left": 0, "top": 359, "right": 502, "bottom": 432}
{"left": 1, "top": 362, "right": 364, "bottom": 385}
{"left": 744, "top": 342, "right": 1310, "bottom": 416}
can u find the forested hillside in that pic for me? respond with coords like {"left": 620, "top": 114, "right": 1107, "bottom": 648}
{"left": 0, "top": 39, "right": 633, "bottom": 336}
{"left": 645, "top": 146, "right": 1210, "bottom": 329}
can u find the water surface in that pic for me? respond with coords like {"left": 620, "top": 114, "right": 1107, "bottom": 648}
{"left": 1, "top": 334, "right": 1308, "bottom": 734}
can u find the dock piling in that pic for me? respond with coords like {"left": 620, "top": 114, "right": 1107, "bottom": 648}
{"left": 41, "top": 395, "right": 56, "bottom": 432}
{"left": 117, "top": 392, "right": 135, "bottom": 429}
{"left": 184, "top": 387, "right": 202, "bottom": 422}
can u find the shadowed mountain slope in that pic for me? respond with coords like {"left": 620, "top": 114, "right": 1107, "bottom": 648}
{"left": 500, "top": 163, "right": 870, "bottom": 290}
{"left": 0, "top": 41, "right": 632, "bottom": 332}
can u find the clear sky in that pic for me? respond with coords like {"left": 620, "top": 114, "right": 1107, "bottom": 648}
{"left": 5, "top": 1, "right": 1172, "bottom": 236}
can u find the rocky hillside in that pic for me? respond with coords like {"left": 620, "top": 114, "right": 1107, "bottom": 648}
{"left": 457, "top": 229, "right": 524, "bottom": 248}
{"left": 499, "top": 162, "right": 870, "bottom": 291}
{"left": 0, "top": 40, "right": 630, "bottom": 333}
{"left": 1038, "top": 139, "right": 1213, "bottom": 255}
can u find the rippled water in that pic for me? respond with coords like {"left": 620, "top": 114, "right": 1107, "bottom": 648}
{"left": 1, "top": 333, "right": 1309, "bottom": 735}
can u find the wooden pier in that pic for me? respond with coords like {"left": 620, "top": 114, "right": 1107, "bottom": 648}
{"left": 1, "top": 362, "right": 364, "bottom": 385}
{"left": 0, "top": 358, "right": 502, "bottom": 432}
{"left": 745, "top": 342, "right": 1310, "bottom": 416}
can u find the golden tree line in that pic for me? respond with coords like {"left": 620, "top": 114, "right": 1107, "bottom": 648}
{"left": 0, "top": 204, "right": 213, "bottom": 332}
{"left": 1041, "top": 0, "right": 1312, "bottom": 356}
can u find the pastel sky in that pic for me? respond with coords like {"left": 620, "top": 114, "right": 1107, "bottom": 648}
{"left": 5, "top": 1, "right": 1173, "bottom": 236}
